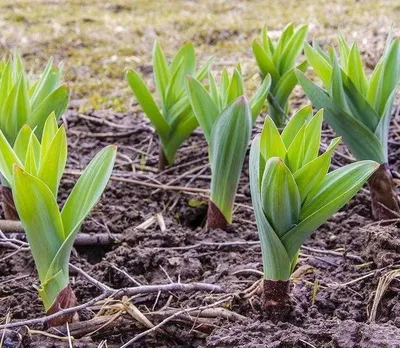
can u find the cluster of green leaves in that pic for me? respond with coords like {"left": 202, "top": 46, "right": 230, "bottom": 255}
{"left": 249, "top": 107, "right": 378, "bottom": 280}
{"left": 0, "top": 113, "right": 116, "bottom": 310}
{"left": 296, "top": 34, "right": 400, "bottom": 164}
{"left": 0, "top": 52, "right": 69, "bottom": 146}
{"left": 187, "top": 69, "right": 261, "bottom": 224}
{"left": 126, "top": 42, "right": 213, "bottom": 166}
{"left": 252, "top": 23, "right": 308, "bottom": 127}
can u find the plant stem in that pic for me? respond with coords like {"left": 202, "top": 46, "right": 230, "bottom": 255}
{"left": 368, "top": 163, "right": 400, "bottom": 220}
{"left": 207, "top": 200, "right": 229, "bottom": 229}
{"left": 1, "top": 186, "right": 19, "bottom": 220}
{"left": 159, "top": 144, "right": 169, "bottom": 171}
{"left": 261, "top": 279, "right": 292, "bottom": 321}
{"left": 46, "top": 285, "right": 78, "bottom": 327}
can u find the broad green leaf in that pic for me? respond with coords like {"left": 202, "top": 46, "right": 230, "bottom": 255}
{"left": 304, "top": 41, "right": 332, "bottom": 88}
{"left": 225, "top": 69, "right": 244, "bottom": 106}
{"left": 186, "top": 76, "right": 219, "bottom": 142}
{"left": 40, "top": 112, "right": 58, "bottom": 159}
{"left": 249, "top": 136, "right": 292, "bottom": 280}
{"left": 296, "top": 70, "right": 386, "bottom": 163}
{"left": 330, "top": 55, "right": 349, "bottom": 113}
{"left": 281, "top": 105, "right": 312, "bottom": 147}
{"left": 195, "top": 57, "right": 214, "bottom": 82}
{"left": 29, "top": 84, "right": 69, "bottom": 139}
{"left": 285, "top": 124, "right": 306, "bottom": 172}
{"left": 165, "top": 58, "right": 186, "bottom": 110}
{"left": 24, "top": 135, "right": 38, "bottom": 176}
{"left": 279, "top": 24, "right": 308, "bottom": 74}
{"left": 261, "top": 157, "right": 300, "bottom": 236}
{"left": 0, "top": 130, "right": 23, "bottom": 184}
{"left": 125, "top": 69, "right": 171, "bottom": 140}
{"left": 208, "top": 71, "right": 221, "bottom": 109}
{"left": 252, "top": 40, "right": 280, "bottom": 82}
{"left": 13, "top": 125, "right": 33, "bottom": 164}
{"left": 260, "top": 116, "right": 286, "bottom": 161}
{"left": 249, "top": 74, "right": 271, "bottom": 122}
{"left": 152, "top": 41, "right": 170, "bottom": 104}
{"left": 163, "top": 115, "right": 198, "bottom": 165}
{"left": 38, "top": 125, "right": 67, "bottom": 197}
{"left": 294, "top": 137, "right": 341, "bottom": 200}
{"left": 0, "top": 61, "right": 12, "bottom": 107}
{"left": 169, "top": 42, "right": 196, "bottom": 78}
{"left": 273, "top": 23, "right": 294, "bottom": 64}
{"left": 61, "top": 145, "right": 116, "bottom": 237}
{"left": 209, "top": 97, "right": 252, "bottom": 223}
{"left": 282, "top": 161, "right": 378, "bottom": 258}
{"left": 303, "top": 109, "right": 323, "bottom": 165}
{"left": 347, "top": 43, "right": 368, "bottom": 95}
{"left": 274, "top": 60, "right": 307, "bottom": 105}
{"left": 338, "top": 32, "right": 351, "bottom": 71}
{"left": 1, "top": 74, "right": 30, "bottom": 143}
{"left": 13, "top": 166, "right": 64, "bottom": 282}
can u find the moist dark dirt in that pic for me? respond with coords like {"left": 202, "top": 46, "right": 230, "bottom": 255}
{"left": 1, "top": 99, "right": 400, "bottom": 348}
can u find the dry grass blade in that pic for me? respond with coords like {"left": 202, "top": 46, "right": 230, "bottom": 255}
{"left": 369, "top": 269, "right": 400, "bottom": 322}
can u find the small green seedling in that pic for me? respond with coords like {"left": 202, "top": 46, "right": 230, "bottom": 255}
{"left": 0, "top": 52, "right": 69, "bottom": 219}
{"left": 0, "top": 113, "right": 117, "bottom": 325}
{"left": 187, "top": 70, "right": 259, "bottom": 228}
{"left": 252, "top": 23, "right": 308, "bottom": 127}
{"left": 126, "top": 42, "right": 213, "bottom": 169}
{"left": 296, "top": 34, "right": 400, "bottom": 219}
{"left": 249, "top": 107, "right": 378, "bottom": 319}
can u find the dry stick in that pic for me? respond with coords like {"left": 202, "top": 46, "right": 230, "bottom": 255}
{"left": 0, "top": 283, "right": 224, "bottom": 330}
{"left": 120, "top": 296, "right": 232, "bottom": 348}
{"left": 77, "top": 113, "right": 133, "bottom": 130}
{"left": 1, "top": 230, "right": 118, "bottom": 246}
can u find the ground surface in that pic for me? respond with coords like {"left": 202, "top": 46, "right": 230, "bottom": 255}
{"left": 0, "top": 1, "right": 400, "bottom": 347}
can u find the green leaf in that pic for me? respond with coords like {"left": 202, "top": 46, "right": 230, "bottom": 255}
{"left": 260, "top": 116, "right": 286, "bottom": 161}
{"left": 126, "top": 69, "right": 171, "bottom": 140}
{"left": 1, "top": 74, "right": 31, "bottom": 144}
{"left": 13, "top": 166, "right": 64, "bottom": 283}
{"left": 304, "top": 41, "right": 332, "bottom": 88}
{"left": 260, "top": 157, "right": 300, "bottom": 236}
{"left": 169, "top": 42, "right": 196, "bottom": 77}
{"left": 347, "top": 43, "right": 368, "bottom": 95}
{"left": 209, "top": 97, "right": 252, "bottom": 223}
{"left": 249, "top": 74, "right": 271, "bottom": 122}
{"left": 38, "top": 125, "right": 67, "bottom": 197}
{"left": 278, "top": 24, "right": 308, "bottom": 74}
{"left": 186, "top": 76, "right": 219, "bottom": 142}
{"left": 281, "top": 105, "right": 312, "bottom": 147}
{"left": 0, "top": 129, "right": 23, "bottom": 184}
{"left": 282, "top": 161, "right": 378, "bottom": 258}
{"left": 13, "top": 125, "right": 33, "bottom": 164}
{"left": 295, "top": 70, "right": 386, "bottom": 163}
{"left": 252, "top": 40, "right": 280, "bottom": 82}
{"left": 249, "top": 136, "right": 292, "bottom": 280}
{"left": 24, "top": 135, "right": 39, "bottom": 176}
{"left": 152, "top": 41, "right": 170, "bottom": 105}
{"left": 61, "top": 145, "right": 117, "bottom": 237}
{"left": 285, "top": 123, "right": 306, "bottom": 172}
{"left": 273, "top": 23, "right": 294, "bottom": 64}
{"left": 302, "top": 109, "right": 323, "bottom": 165}
{"left": 294, "top": 137, "right": 341, "bottom": 200}
{"left": 29, "top": 84, "right": 69, "bottom": 139}
{"left": 225, "top": 69, "right": 244, "bottom": 106}
{"left": 40, "top": 112, "right": 58, "bottom": 160}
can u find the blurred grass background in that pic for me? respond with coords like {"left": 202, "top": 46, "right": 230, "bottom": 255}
{"left": 0, "top": 0, "right": 398, "bottom": 111}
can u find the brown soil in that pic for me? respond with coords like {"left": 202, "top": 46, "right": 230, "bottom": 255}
{"left": 1, "top": 99, "right": 400, "bottom": 347}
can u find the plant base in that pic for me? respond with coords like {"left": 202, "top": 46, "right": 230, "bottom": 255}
{"left": 1, "top": 186, "right": 19, "bottom": 220}
{"left": 159, "top": 145, "right": 169, "bottom": 171}
{"left": 368, "top": 163, "right": 400, "bottom": 220}
{"left": 207, "top": 200, "right": 229, "bottom": 229}
{"left": 261, "top": 279, "right": 292, "bottom": 321}
{"left": 46, "top": 285, "right": 79, "bottom": 327}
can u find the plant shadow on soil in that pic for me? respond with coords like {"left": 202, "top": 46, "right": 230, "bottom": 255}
{"left": 1, "top": 87, "right": 400, "bottom": 347}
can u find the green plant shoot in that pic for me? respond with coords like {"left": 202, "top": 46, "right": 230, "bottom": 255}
{"left": 126, "top": 42, "right": 213, "bottom": 169}
{"left": 296, "top": 34, "right": 400, "bottom": 219}
{"left": 187, "top": 72, "right": 255, "bottom": 228}
{"left": 249, "top": 107, "right": 378, "bottom": 318}
{"left": 0, "top": 113, "right": 117, "bottom": 325}
{"left": 0, "top": 52, "right": 70, "bottom": 219}
{"left": 252, "top": 23, "right": 308, "bottom": 127}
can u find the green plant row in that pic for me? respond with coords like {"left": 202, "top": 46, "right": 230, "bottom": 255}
{"left": 0, "top": 25, "right": 398, "bottom": 324}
